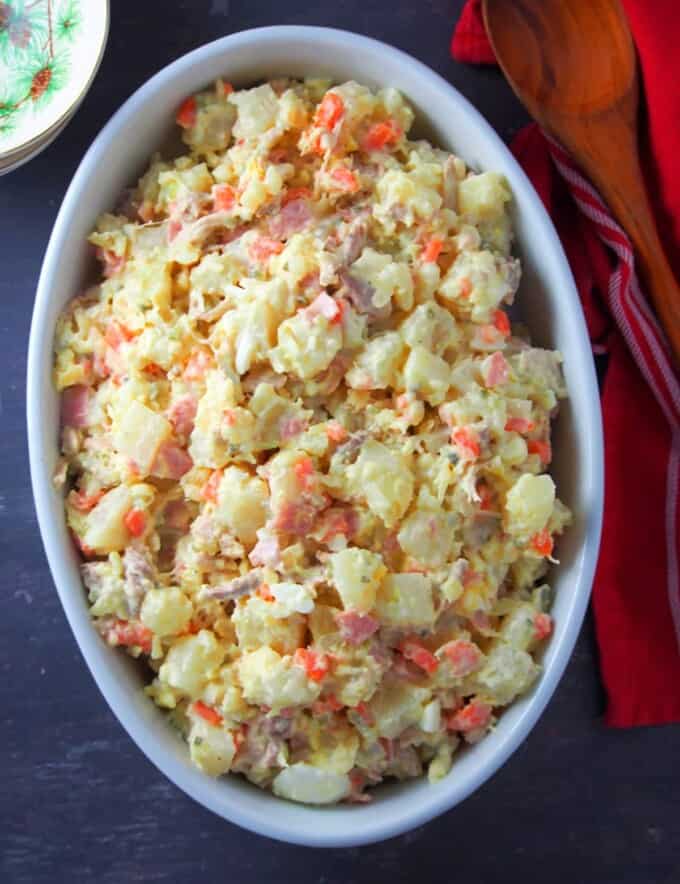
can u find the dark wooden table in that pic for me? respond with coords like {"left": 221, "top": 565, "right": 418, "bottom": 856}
{"left": 2, "top": 2, "right": 679, "bottom": 881}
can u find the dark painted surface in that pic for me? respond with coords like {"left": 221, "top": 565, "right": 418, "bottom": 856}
{"left": 1, "top": 2, "right": 678, "bottom": 882}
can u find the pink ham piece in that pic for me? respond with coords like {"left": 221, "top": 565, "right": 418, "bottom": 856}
{"left": 61, "top": 385, "right": 90, "bottom": 428}
{"left": 249, "top": 530, "right": 282, "bottom": 568}
{"left": 304, "top": 292, "right": 342, "bottom": 323}
{"left": 317, "top": 506, "right": 359, "bottom": 543}
{"left": 122, "top": 546, "right": 155, "bottom": 617}
{"left": 151, "top": 441, "right": 193, "bottom": 479}
{"left": 381, "top": 530, "right": 402, "bottom": 570}
{"left": 268, "top": 198, "right": 312, "bottom": 240}
{"left": 339, "top": 218, "right": 368, "bottom": 265}
{"left": 262, "top": 713, "right": 295, "bottom": 739}
{"left": 167, "top": 395, "right": 198, "bottom": 438}
{"left": 337, "top": 270, "right": 377, "bottom": 314}
{"left": 201, "top": 569, "right": 264, "bottom": 601}
{"left": 95, "top": 247, "right": 126, "bottom": 278}
{"left": 482, "top": 351, "right": 510, "bottom": 387}
{"left": 337, "top": 270, "right": 390, "bottom": 320}
{"left": 272, "top": 500, "right": 320, "bottom": 536}
{"left": 335, "top": 610, "right": 380, "bottom": 645}
{"left": 278, "top": 415, "right": 308, "bottom": 441}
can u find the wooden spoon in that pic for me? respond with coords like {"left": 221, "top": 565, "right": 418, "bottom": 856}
{"left": 483, "top": 0, "right": 680, "bottom": 362}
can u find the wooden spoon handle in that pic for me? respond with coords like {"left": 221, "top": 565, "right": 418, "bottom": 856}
{"left": 557, "top": 117, "right": 680, "bottom": 363}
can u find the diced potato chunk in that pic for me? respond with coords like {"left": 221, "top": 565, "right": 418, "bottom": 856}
{"left": 132, "top": 256, "right": 173, "bottom": 312}
{"left": 272, "top": 763, "right": 350, "bottom": 805}
{"left": 189, "top": 370, "right": 241, "bottom": 469}
{"left": 346, "top": 332, "right": 405, "bottom": 390}
{"left": 140, "top": 588, "right": 192, "bottom": 637}
{"left": 351, "top": 247, "right": 413, "bottom": 310}
{"left": 114, "top": 401, "right": 172, "bottom": 475}
{"left": 270, "top": 311, "right": 342, "bottom": 380}
{"left": 457, "top": 171, "right": 511, "bottom": 222}
{"left": 307, "top": 724, "right": 359, "bottom": 774}
{"left": 375, "top": 573, "right": 435, "bottom": 628}
{"left": 368, "top": 682, "right": 430, "bottom": 738}
{"left": 402, "top": 346, "right": 451, "bottom": 405}
{"left": 472, "top": 643, "right": 539, "bottom": 705}
{"left": 247, "top": 383, "right": 310, "bottom": 451}
{"left": 270, "top": 581, "right": 316, "bottom": 614}
{"left": 497, "top": 602, "right": 537, "bottom": 651}
{"left": 505, "top": 473, "right": 555, "bottom": 539}
{"left": 158, "top": 630, "right": 225, "bottom": 697}
{"left": 333, "top": 652, "right": 383, "bottom": 708}
{"left": 330, "top": 548, "right": 386, "bottom": 612}
{"left": 375, "top": 169, "right": 442, "bottom": 228}
{"left": 266, "top": 449, "right": 310, "bottom": 514}
{"left": 237, "top": 647, "right": 321, "bottom": 710}
{"left": 397, "top": 509, "right": 453, "bottom": 567}
{"left": 190, "top": 252, "right": 242, "bottom": 299}
{"left": 214, "top": 281, "right": 294, "bottom": 376}
{"left": 346, "top": 440, "right": 413, "bottom": 527}
{"left": 215, "top": 466, "right": 268, "bottom": 545}
{"left": 83, "top": 485, "right": 132, "bottom": 553}
{"left": 229, "top": 84, "right": 279, "bottom": 139}
{"left": 438, "top": 250, "right": 519, "bottom": 323}
{"left": 232, "top": 596, "right": 306, "bottom": 656}
{"left": 189, "top": 719, "right": 237, "bottom": 776}
{"left": 400, "top": 302, "right": 459, "bottom": 355}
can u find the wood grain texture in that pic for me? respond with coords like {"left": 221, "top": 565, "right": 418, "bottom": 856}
{"left": 484, "top": 0, "right": 680, "bottom": 363}
{"left": 1, "top": 1, "right": 679, "bottom": 882}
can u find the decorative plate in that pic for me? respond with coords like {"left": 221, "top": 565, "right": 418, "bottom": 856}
{"left": 0, "top": 0, "right": 109, "bottom": 158}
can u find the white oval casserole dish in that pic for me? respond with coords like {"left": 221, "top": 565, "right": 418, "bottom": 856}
{"left": 27, "top": 26, "right": 604, "bottom": 847}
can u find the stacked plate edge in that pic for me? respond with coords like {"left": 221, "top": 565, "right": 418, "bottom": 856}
{"left": 0, "top": 0, "right": 109, "bottom": 175}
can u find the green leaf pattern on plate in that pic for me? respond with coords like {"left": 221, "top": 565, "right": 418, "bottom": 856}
{"left": 0, "top": 0, "right": 81, "bottom": 142}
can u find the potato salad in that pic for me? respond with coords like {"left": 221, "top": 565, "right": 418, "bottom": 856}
{"left": 53, "top": 78, "right": 571, "bottom": 805}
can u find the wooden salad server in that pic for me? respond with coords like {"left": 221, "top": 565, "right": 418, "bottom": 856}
{"left": 483, "top": 0, "right": 680, "bottom": 362}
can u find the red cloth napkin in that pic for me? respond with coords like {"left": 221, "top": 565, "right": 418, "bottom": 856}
{"left": 452, "top": 0, "right": 680, "bottom": 727}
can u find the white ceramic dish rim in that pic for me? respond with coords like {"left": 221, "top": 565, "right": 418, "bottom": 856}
{"left": 27, "top": 26, "right": 604, "bottom": 848}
